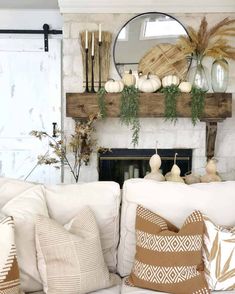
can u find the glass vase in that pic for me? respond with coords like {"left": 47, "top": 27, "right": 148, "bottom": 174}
{"left": 211, "top": 57, "right": 229, "bottom": 93}
{"left": 187, "top": 58, "right": 209, "bottom": 91}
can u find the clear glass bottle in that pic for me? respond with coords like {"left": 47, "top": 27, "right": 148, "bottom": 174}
{"left": 187, "top": 56, "right": 209, "bottom": 91}
{"left": 211, "top": 57, "right": 229, "bottom": 93}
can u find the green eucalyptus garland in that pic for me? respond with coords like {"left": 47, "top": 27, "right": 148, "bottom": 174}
{"left": 161, "top": 85, "right": 180, "bottom": 123}
{"left": 120, "top": 86, "right": 140, "bottom": 147}
{"left": 97, "top": 85, "right": 140, "bottom": 147}
{"left": 97, "top": 83, "right": 206, "bottom": 147}
{"left": 191, "top": 86, "right": 206, "bottom": 125}
{"left": 97, "top": 87, "right": 107, "bottom": 118}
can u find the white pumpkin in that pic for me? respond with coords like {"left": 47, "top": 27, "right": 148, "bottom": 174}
{"left": 162, "top": 75, "right": 180, "bottom": 87}
{"left": 104, "top": 79, "right": 124, "bottom": 93}
{"left": 137, "top": 73, "right": 161, "bottom": 93}
{"left": 179, "top": 81, "right": 192, "bottom": 93}
{"left": 122, "top": 69, "right": 136, "bottom": 87}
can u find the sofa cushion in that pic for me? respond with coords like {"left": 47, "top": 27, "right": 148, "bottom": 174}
{"left": 0, "top": 215, "right": 21, "bottom": 293}
{"left": 44, "top": 182, "right": 120, "bottom": 272}
{"left": 1, "top": 185, "right": 48, "bottom": 292}
{"left": 0, "top": 177, "right": 38, "bottom": 208}
{"left": 118, "top": 179, "right": 235, "bottom": 277}
{"left": 126, "top": 206, "right": 209, "bottom": 293}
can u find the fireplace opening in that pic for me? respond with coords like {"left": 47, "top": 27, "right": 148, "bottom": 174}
{"left": 98, "top": 148, "right": 192, "bottom": 187}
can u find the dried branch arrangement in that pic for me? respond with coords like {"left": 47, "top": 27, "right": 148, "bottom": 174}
{"left": 26, "top": 113, "right": 99, "bottom": 182}
{"left": 177, "top": 17, "right": 235, "bottom": 60}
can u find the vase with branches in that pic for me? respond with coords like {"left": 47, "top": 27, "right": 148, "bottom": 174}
{"left": 177, "top": 17, "right": 235, "bottom": 91}
{"left": 26, "top": 113, "right": 99, "bottom": 183}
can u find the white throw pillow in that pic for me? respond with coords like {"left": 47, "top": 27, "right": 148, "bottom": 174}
{"left": 35, "top": 207, "right": 120, "bottom": 294}
{"left": 1, "top": 185, "right": 49, "bottom": 292}
{"left": 203, "top": 215, "right": 235, "bottom": 290}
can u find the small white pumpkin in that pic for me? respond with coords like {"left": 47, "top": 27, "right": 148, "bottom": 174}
{"left": 137, "top": 73, "right": 161, "bottom": 93}
{"left": 122, "top": 69, "right": 136, "bottom": 87}
{"left": 104, "top": 79, "right": 124, "bottom": 93}
{"left": 179, "top": 81, "right": 192, "bottom": 93}
{"left": 162, "top": 75, "right": 180, "bottom": 87}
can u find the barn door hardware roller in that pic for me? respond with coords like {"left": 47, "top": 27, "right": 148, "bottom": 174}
{"left": 0, "top": 24, "right": 62, "bottom": 52}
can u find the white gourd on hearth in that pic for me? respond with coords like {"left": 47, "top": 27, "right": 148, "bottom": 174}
{"left": 201, "top": 158, "right": 221, "bottom": 182}
{"left": 137, "top": 73, "right": 161, "bottom": 93}
{"left": 104, "top": 79, "right": 124, "bottom": 93}
{"left": 144, "top": 155, "right": 165, "bottom": 181}
{"left": 184, "top": 173, "right": 201, "bottom": 184}
{"left": 162, "top": 75, "right": 180, "bottom": 87}
{"left": 179, "top": 81, "right": 192, "bottom": 93}
{"left": 166, "top": 153, "right": 185, "bottom": 183}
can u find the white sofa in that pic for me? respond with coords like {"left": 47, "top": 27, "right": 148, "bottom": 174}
{"left": 0, "top": 177, "right": 235, "bottom": 294}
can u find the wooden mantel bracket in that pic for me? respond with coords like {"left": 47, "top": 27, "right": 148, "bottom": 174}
{"left": 66, "top": 92, "right": 232, "bottom": 160}
{"left": 201, "top": 119, "right": 224, "bottom": 160}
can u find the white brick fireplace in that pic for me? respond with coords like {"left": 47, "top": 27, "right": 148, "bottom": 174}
{"left": 60, "top": 1, "right": 235, "bottom": 183}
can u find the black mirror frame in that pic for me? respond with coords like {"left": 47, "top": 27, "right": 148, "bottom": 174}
{"left": 113, "top": 12, "right": 189, "bottom": 78}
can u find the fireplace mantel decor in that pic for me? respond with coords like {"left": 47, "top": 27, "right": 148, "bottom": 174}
{"left": 66, "top": 92, "right": 232, "bottom": 159}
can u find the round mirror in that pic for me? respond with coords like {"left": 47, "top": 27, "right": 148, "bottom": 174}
{"left": 113, "top": 12, "right": 189, "bottom": 79}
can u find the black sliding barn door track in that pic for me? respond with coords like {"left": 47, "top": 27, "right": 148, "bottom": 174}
{"left": 0, "top": 24, "right": 62, "bottom": 52}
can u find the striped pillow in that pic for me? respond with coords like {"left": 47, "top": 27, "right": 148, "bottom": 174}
{"left": 0, "top": 216, "right": 21, "bottom": 293}
{"left": 35, "top": 207, "right": 120, "bottom": 294}
{"left": 126, "top": 206, "right": 209, "bottom": 294}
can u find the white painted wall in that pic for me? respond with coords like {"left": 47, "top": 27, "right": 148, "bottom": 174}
{"left": 0, "top": 9, "right": 62, "bottom": 30}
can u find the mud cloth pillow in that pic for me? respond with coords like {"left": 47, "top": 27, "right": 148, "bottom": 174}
{"left": 0, "top": 215, "right": 21, "bottom": 293}
{"left": 203, "top": 215, "right": 235, "bottom": 290}
{"left": 126, "top": 206, "right": 209, "bottom": 294}
{"left": 35, "top": 207, "right": 120, "bottom": 294}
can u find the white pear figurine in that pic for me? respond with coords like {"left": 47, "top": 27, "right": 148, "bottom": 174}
{"left": 201, "top": 158, "right": 221, "bottom": 183}
{"left": 144, "top": 143, "right": 165, "bottom": 181}
{"left": 166, "top": 153, "right": 184, "bottom": 183}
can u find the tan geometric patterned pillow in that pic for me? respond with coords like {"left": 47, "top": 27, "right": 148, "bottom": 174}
{"left": 126, "top": 206, "right": 209, "bottom": 294}
{"left": 203, "top": 215, "right": 235, "bottom": 290}
{"left": 35, "top": 207, "right": 120, "bottom": 294}
{"left": 0, "top": 216, "right": 21, "bottom": 293}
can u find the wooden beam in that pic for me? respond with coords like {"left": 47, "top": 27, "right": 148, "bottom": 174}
{"left": 66, "top": 92, "right": 232, "bottom": 119}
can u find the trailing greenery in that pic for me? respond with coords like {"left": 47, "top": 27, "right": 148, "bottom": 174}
{"left": 161, "top": 85, "right": 181, "bottom": 123}
{"left": 191, "top": 86, "right": 206, "bottom": 125}
{"left": 97, "top": 87, "right": 107, "bottom": 118}
{"left": 120, "top": 86, "right": 140, "bottom": 147}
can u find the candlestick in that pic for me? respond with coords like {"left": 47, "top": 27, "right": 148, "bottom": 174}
{"left": 98, "top": 24, "right": 102, "bottom": 42}
{"left": 85, "top": 48, "right": 89, "bottom": 93}
{"left": 98, "top": 41, "right": 102, "bottom": 90}
{"left": 90, "top": 54, "right": 96, "bottom": 93}
{"left": 91, "top": 32, "right": 94, "bottom": 56}
{"left": 85, "top": 30, "right": 88, "bottom": 49}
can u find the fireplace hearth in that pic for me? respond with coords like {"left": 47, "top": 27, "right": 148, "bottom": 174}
{"left": 98, "top": 148, "right": 192, "bottom": 186}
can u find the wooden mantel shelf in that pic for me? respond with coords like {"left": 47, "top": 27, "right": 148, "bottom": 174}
{"left": 66, "top": 92, "right": 232, "bottom": 159}
{"left": 66, "top": 92, "right": 232, "bottom": 120}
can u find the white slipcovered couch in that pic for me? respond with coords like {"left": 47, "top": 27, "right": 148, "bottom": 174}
{"left": 0, "top": 177, "right": 235, "bottom": 294}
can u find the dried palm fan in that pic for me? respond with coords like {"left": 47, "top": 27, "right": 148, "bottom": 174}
{"left": 138, "top": 43, "right": 188, "bottom": 80}
{"left": 80, "top": 31, "right": 112, "bottom": 89}
{"left": 177, "top": 17, "right": 235, "bottom": 60}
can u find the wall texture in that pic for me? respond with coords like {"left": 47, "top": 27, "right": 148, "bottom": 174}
{"left": 63, "top": 13, "right": 235, "bottom": 183}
